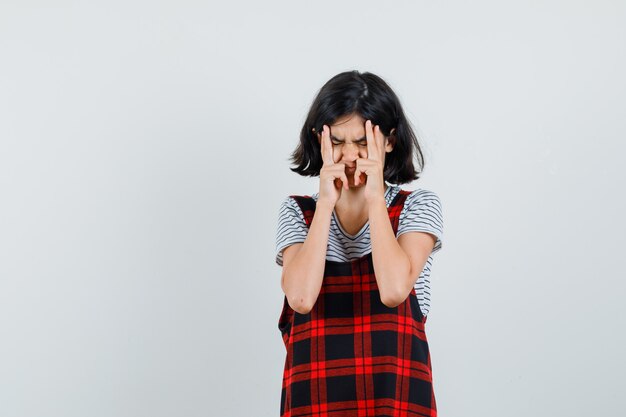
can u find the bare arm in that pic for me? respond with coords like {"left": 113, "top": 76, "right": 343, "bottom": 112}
{"left": 281, "top": 200, "right": 334, "bottom": 314}
{"left": 368, "top": 196, "right": 412, "bottom": 307}
{"left": 281, "top": 124, "right": 349, "bottom": 314}
{"left": 359, "top": 121, "right": 436, "bottom": 308}
{"left": 369, "top": 196, "right": 436, "bottom": 307}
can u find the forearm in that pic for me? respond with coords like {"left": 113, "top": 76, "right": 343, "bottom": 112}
{"left": 368, "top": 196, "right": 412, "bottom": 307}
{"left": 282, "top": 200, "right": 334, "bottom": 313}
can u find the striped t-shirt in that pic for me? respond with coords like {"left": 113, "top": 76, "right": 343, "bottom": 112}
{"left": 275, "top": 185, "right": 444, "bottom": 317}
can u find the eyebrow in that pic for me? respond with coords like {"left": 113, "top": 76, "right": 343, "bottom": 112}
{"left": 330, "top": 135, "right": 367, "bottom": 142}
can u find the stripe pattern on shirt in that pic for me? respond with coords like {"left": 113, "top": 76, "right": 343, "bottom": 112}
{"left": 275, "top": 185, "right": 443, "bottom": 317}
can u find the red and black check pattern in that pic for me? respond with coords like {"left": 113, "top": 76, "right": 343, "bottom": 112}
{"left": 278, "top": 190, "right": 437, "bottom": 417}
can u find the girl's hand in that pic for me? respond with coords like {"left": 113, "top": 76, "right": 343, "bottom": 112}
{"left": 354, "top": 120, "right": 387, "bottom": 204}
{"left": 317, "top": 125, "right": 349, "bottom": 208}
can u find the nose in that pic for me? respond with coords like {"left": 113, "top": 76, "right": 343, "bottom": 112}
{"left": 339, "top": 142, "right": 363, "bottom": 161}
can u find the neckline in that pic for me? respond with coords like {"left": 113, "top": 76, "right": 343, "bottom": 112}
{"left": 318, "top": 188, "right": 408, "bottom": 266}
{"left": 332, "top": 211, "right": 368, "bottom": 239}
{"left": 331, "top": 186, "right": 395, "bottom": 240}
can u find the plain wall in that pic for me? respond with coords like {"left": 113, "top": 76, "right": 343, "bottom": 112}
{"left": 1, "top": 1, "right": 625, "bottom": 416}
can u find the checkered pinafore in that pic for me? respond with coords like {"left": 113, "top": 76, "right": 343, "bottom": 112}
{"left": 278, "top": 190, "right": 437, "bottom": 417}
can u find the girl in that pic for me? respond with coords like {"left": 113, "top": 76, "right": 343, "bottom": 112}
{"left": 276, "top": 70, "right": 443, "bottom": 417}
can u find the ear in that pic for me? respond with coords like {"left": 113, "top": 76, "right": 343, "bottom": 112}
{"left": 312, "top": 127, "right": 321, "bottom": 144}
{"left": 385, "top": 128, "right": 396, "bottom": 153}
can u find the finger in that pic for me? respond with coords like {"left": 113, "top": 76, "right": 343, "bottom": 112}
{"left": 322, "top": 125, "right": 334, "bottom": 166}
{"left": 335, "top": 163, "right": 348, "bottom": 190}
{"left": 375, "top": 125, "right": 385, "bottom": 157}
{"left": 319, "top": 125, "right": 327, "bottom": 166}
{"left": 316, "top": 127, "right": 326, "bottom": 165}
{"left": 367, "top": 124, "right": 383, "bottom": 162}
{"left": 354, "top": 160, "right": 363, "bottom": 186}
{"left": 342, "top": 172, "right": 349, "bottom": 190}
{"left": 365, "top": 120, "right": 375, "bottom": 159}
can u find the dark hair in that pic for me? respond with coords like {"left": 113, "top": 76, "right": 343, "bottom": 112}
{"left": 289, "top": 70, "right": 425, "bottom": 185}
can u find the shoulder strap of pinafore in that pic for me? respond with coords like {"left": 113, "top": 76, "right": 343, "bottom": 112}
{"left": 289, "top": 195, "right": 316, "bottom": 228}
{"left": 290, "top": 189, "right": 412, "bottom": 235}
{"left": 388, "top": 189, "right": 411, "bottom": 235}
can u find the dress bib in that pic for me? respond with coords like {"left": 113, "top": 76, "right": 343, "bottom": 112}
{"left": 278, "top": 190, "right": 437, "bottom": 417}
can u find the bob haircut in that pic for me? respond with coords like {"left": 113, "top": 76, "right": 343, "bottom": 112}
{"left": 290, "top": 70, "right": 425, "bottom": 185}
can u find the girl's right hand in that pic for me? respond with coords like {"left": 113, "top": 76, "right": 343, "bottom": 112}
{"left": 317, "top": 124, "right": 349, "bottom": 208}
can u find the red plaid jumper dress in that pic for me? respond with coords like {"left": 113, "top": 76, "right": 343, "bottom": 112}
{"left": 278, "top": 190, "right": 437, "bottom": 417}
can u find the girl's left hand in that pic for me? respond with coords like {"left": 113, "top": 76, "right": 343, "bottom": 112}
{"left": 354, "top": 120, "right": 387, "bottom": 204}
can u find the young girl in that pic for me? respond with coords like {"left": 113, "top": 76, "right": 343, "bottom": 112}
{"left": 275, "top": 70, "right": 443, "bottom": 417}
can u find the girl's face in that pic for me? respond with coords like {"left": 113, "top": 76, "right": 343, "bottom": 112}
{"left": 317, "top": 113, "right": 394, "bottom": 187}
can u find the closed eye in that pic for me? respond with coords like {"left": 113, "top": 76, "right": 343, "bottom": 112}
{"left": 331, "top": 138, "right": 368, "bottom": 146}
{"left": 331, "top": 141, "right": 368, "bottom": 147}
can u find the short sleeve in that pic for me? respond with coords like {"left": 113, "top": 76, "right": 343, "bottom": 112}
{"left": 397, "top": 189, "right": 444, "bottom": 255}
{"left": 275, "top": 196, "right": 309, "bottom": 266}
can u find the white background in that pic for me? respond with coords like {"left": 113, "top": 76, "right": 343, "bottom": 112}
{"left": 1, "top": 1, "right": 625, "bottom": 416}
